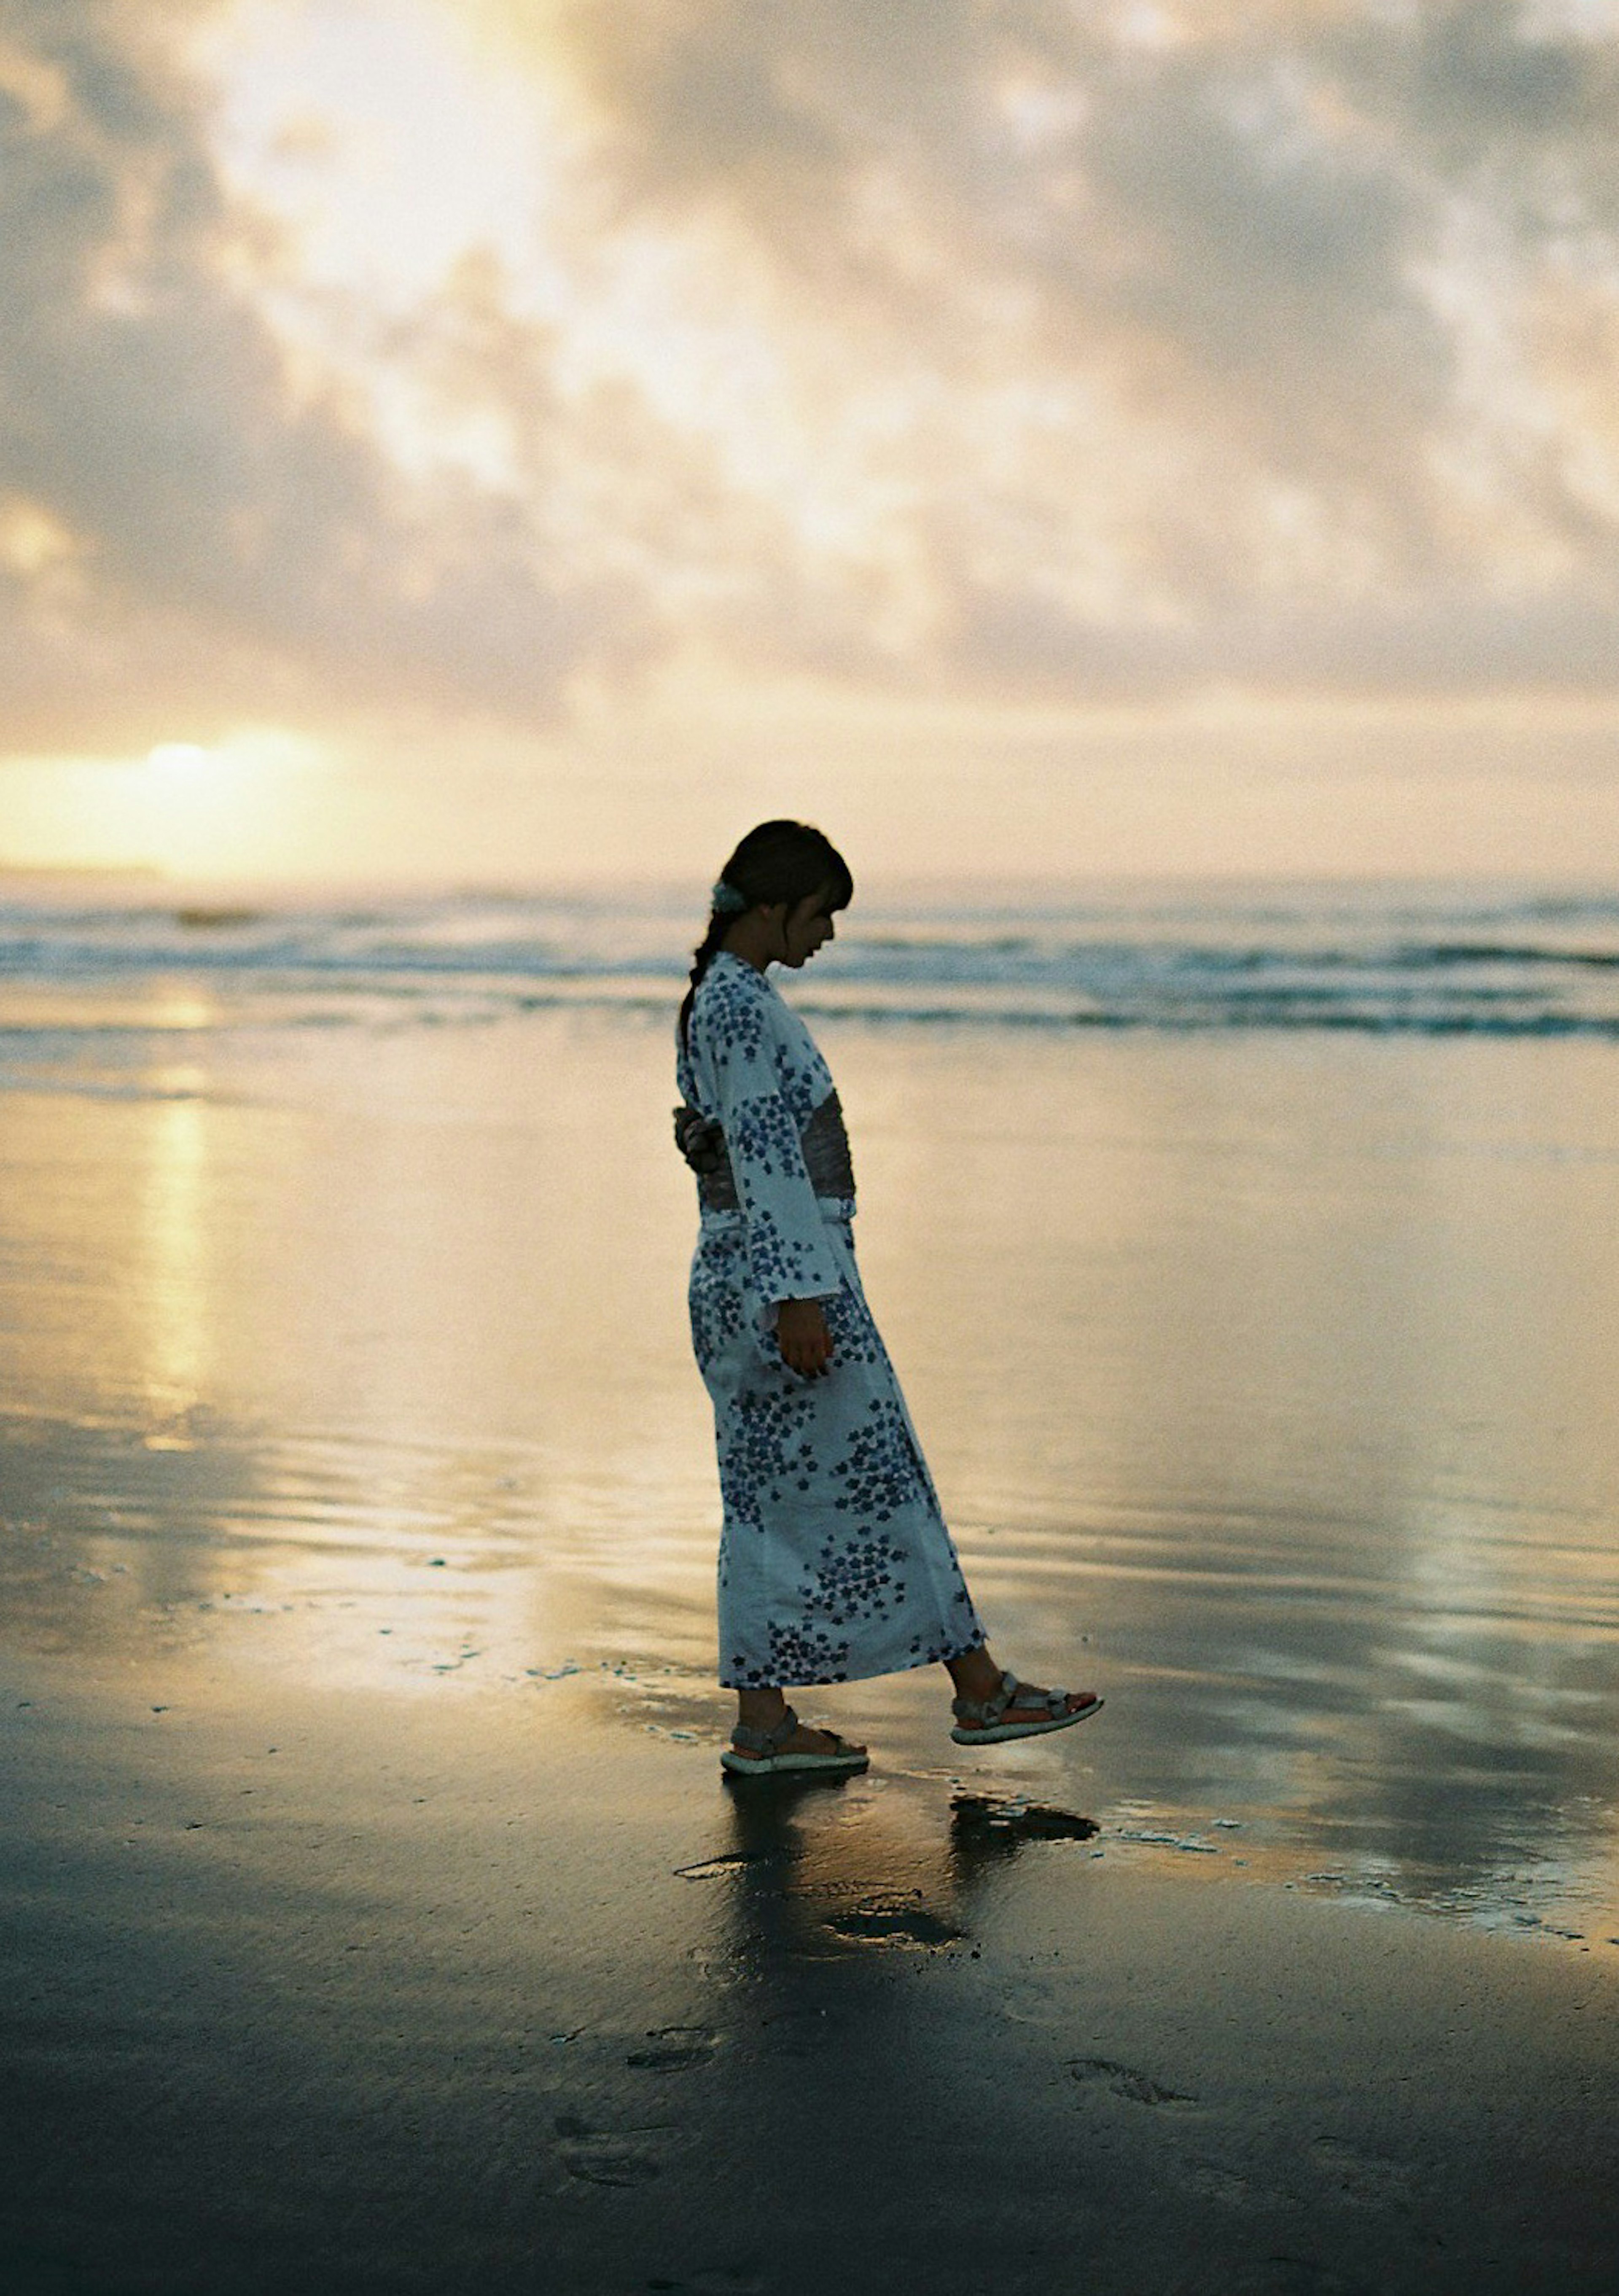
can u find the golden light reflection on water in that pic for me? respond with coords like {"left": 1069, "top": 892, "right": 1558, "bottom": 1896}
{"left": 147, "top": 990, "right": 216, "bottom": 1033}
{"left": 3, "top": 1005, "right": 1619, "bottom": 1937}
{"left": 139, "top": 1093, "right": 210, "bottom": 1440}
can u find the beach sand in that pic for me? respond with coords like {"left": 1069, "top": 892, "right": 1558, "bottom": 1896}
{"left": 4, "top": 998, "right": 1619, "bottom": 2291}
{"left": 5, "top": 1646, "right": 1617, "bottom": 2296}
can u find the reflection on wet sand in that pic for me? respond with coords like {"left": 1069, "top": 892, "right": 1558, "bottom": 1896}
{"left": 3, "top": 1006, "right": 1619, "bottom": 1940}
{"left": 691, "top": 1770, "right": 1101, "bottom": 1973}
{"left": 713, "top": 1776, "right": 968, "bottom": 1960}
{"left": 5, "top": 1389, "right": 1617, "bottom": 1936}
{"left": 139, "top": 1091, "right": 211, "bottom": 1441}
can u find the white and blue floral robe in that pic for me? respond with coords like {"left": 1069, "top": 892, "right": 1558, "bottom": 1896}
{"left": 678, "top": 950, "right": 986, "bottom": 1688}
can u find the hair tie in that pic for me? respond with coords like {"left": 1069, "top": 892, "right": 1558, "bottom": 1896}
{"left": 710, "top": 880, "right": 747, "bottom": 915}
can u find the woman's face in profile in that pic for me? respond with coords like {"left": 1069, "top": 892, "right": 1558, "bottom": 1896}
{"left": 778, "top": 884, "right": 840, "bottom": 969}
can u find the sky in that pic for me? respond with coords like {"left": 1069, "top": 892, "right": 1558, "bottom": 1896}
{"left": 2, "top": 0, "right": 1619, "bottom": 885}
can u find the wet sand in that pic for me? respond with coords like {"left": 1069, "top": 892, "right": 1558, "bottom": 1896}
{"left": 4, "top": 998, "right": 1619, "bottom": 2289}
{"left": 5, "top": 1643, "right": 1618, "bottom": 2296}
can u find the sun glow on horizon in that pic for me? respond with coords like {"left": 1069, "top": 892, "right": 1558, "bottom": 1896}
{"left": 0, "top": 733, "right": 324, "bottom": 880}
{"left": 138, "top": 731, "right": 327, "bottom": 877}
{"left": 4, "top": 0, "right": 1619, "bottom": 883}
{"left": 146, "top": 743, "right": 212, "bottom": 776}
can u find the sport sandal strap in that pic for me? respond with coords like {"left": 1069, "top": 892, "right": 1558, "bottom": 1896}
{"left": 730, "top": 1703, "right": 801, "bottom": 1755}
{"left": 950, "top": 1669, "right": 1019, "bottom": 1726}
{"left": 952, "top": 1672, "right": 1073, "bottom": 1727}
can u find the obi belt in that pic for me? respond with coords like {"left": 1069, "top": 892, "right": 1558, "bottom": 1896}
{"left": 672, "top": 1091, "right": 855, "bottom": 1212}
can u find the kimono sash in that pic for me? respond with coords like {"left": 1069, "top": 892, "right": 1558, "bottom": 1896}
{"left": 675, "top": 1090, "right": 855, "bottom": 1212}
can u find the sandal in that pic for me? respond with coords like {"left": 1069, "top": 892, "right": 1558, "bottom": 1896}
{"left": 720, "top": 1703, "right": 870, "bottom": 1777}
{"left": 950, "top": 1670, "right": 1103, "bottom": 1746}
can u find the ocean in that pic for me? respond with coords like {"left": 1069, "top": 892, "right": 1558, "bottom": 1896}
{"left": 3, "top": 874, "right": 1618, "bottom": 1943}
{"left": 3, "top": 877, "right": 1619, "bottom": 1057}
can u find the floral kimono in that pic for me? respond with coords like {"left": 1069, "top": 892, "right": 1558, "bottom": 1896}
{"left": 677, "top": 950, "right": 986, "bottom": 1688}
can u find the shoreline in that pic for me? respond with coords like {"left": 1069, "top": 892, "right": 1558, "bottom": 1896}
{"left": 5, "top": 990, "right": 1619, "bottom": 2292}
{"left": 5, "top": 1645, "right": 1617, "bottom": 2296}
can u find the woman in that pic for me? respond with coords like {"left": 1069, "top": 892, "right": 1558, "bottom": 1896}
{"left": 675, "top": 820, "right": 1102, "bottom": 1776}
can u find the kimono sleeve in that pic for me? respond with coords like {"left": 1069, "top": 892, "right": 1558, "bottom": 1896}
{"left": 708, "top": 995, "right": 843, "bottom": 1305}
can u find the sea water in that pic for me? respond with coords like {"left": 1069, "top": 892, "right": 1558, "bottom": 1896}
{"left": 2, "top": 876, "right": 1617, "bottom": 1939}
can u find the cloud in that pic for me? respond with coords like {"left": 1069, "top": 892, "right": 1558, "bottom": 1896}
{"left": 0, "top": 0, "right": 661, "bottom": 748}
{"left": 517, "top": 0, "right": 1619, "bottom": 697}
{"left": 4, "top": 0, "right": 1619, "bottom": 766}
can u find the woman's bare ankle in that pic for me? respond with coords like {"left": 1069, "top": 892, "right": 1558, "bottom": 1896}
{"left": 736, "top": 1687, "right": 789, "bottom": 1732}
{"left": 945, "top": 1646, "right": 1003, "bottom": 1701}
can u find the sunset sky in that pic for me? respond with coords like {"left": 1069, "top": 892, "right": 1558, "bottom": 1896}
{"left": 3, "top": 0, "right": 1619, "bottom": 884}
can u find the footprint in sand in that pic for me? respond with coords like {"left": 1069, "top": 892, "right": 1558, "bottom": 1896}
{"left": 1243, "top": 2259, "right": 1373, "bottom": 2295}
{"left": 647, "top": 2272, "right": 766, "bottom": 2295}
{"left": 753, "top": 2005, "right": 852, "bottom": 2059}
{"left": 1066, "top": 2056, "right": 1198, "bottom": 2108}
{"left": 820, "top": 1897, "right": 965, "bottom": 1948}
{"left": 560, "top": 2148, "right": 661, "bottom": 2188}
{"left": 554, "top": 2110, "right": 664, "bottom": 2186}
{"left": 951, "top": 1793, "right": 1099, "bottom": 1844}
{"left": 675, "top": 1850, "right": 786, "bottom": 1881}
{"left": 1308, "top": 2135, "right": 1412, "bottom": 2208}
{"left": 1180, "top": 2158, "right": 1294, "bottom": 2214}
{"left": 627, "top": 2025, "right": 719, "bottom": 2072}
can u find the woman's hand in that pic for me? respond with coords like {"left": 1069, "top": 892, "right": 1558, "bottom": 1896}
{"left": 776, "top": 1298, "right": 834, "bottom": 1377}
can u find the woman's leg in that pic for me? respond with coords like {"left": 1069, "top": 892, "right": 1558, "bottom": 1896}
{"left": 727, "top": 1684, "right": 868, "bottom": 1762}
{"left": 727, "top": 1652, "right": 1093, "bottom": 1760}
{"left": 945, "top": 1643, "right": 1097, "bottom": 1725}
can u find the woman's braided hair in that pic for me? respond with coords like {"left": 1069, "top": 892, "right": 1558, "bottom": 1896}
{"left": 678, "top": 820, "right": 853, "bottom": 1049}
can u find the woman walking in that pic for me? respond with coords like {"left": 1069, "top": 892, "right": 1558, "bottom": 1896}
{"left": 675, "top": 820, "right": 1101, "bottom": 1775}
